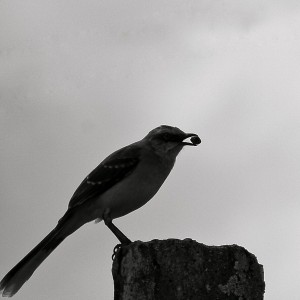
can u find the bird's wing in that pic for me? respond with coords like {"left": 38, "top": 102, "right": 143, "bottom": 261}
{"left": 68, "top": 144, "right": 141, "bottom": 209}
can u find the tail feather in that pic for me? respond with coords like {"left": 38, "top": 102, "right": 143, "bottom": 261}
{"left": 0, "top": 210, "right": 78, "bottom": 297}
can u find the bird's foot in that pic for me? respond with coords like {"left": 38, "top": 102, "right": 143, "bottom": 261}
{"left": 111, "top": 241, "right": 131, "bottom": 260}
{"left": 112, "top": 244, "right": 122, "bottom": 260}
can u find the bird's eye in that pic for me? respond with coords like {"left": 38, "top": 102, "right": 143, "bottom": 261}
{"left": 163, "top": 133, "right": 171, "bottom": 140}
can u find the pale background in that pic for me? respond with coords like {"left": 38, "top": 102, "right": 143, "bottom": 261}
{"left": 1, "top": 1, "right": 300, "bottom": 299}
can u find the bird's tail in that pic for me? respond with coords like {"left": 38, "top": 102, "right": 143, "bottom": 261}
{"left": 0, "top": 209, "right": 81, "bottom": 297}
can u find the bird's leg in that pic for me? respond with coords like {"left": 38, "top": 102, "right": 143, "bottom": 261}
{"left": 103, "top": 211, "right": 132, "bottom": 245}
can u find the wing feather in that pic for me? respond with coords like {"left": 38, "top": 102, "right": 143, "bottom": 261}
{"left": 68, "top": 144, "right": 141, "bottom": 208}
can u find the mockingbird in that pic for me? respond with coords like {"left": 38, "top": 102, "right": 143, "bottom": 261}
{"left": 0, "top": 125, "right": 200, "bottom": 297}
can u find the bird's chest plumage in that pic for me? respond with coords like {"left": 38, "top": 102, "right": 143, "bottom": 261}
{"left": 96, "top": 155, "right": 175, "bottom": 219}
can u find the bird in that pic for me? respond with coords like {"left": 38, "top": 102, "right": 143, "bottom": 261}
{"left": 0, "top": 125, "right": 200, "bottom": 297}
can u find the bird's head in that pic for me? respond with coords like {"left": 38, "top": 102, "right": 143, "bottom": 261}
{"left": 144, "top": 125, "right": 201, "bottom": 157}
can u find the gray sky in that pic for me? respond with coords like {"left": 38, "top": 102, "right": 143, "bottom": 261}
{"left": 1, "top": 1, "right": 300, "bottom": 299}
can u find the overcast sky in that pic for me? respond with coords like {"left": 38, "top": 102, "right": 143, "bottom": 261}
{"left": 1, "top": 1, "right": 300, "bottom": 299}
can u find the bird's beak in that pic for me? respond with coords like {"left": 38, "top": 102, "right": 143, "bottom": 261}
{"left": 181, "top": 133, "right": 201, "bottom": 146}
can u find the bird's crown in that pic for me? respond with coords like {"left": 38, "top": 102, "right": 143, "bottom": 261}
{"left": 145, "top": 125, "right": 185, "bottom": 141}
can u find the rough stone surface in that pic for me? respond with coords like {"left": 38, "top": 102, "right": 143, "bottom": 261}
{"left": 112, "top": 239, "right": 265, "bottom": 300}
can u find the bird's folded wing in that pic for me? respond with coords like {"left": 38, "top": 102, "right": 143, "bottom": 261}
{"left": 68, "top": 144, "right": 141, "bottom": 209}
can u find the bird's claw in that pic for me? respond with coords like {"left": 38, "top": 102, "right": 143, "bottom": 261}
{"left": 112, "top": 243, "right": 122, "bottom": 260}
{"left": 111, "top": 241, "right": 132, "bottom": 260}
